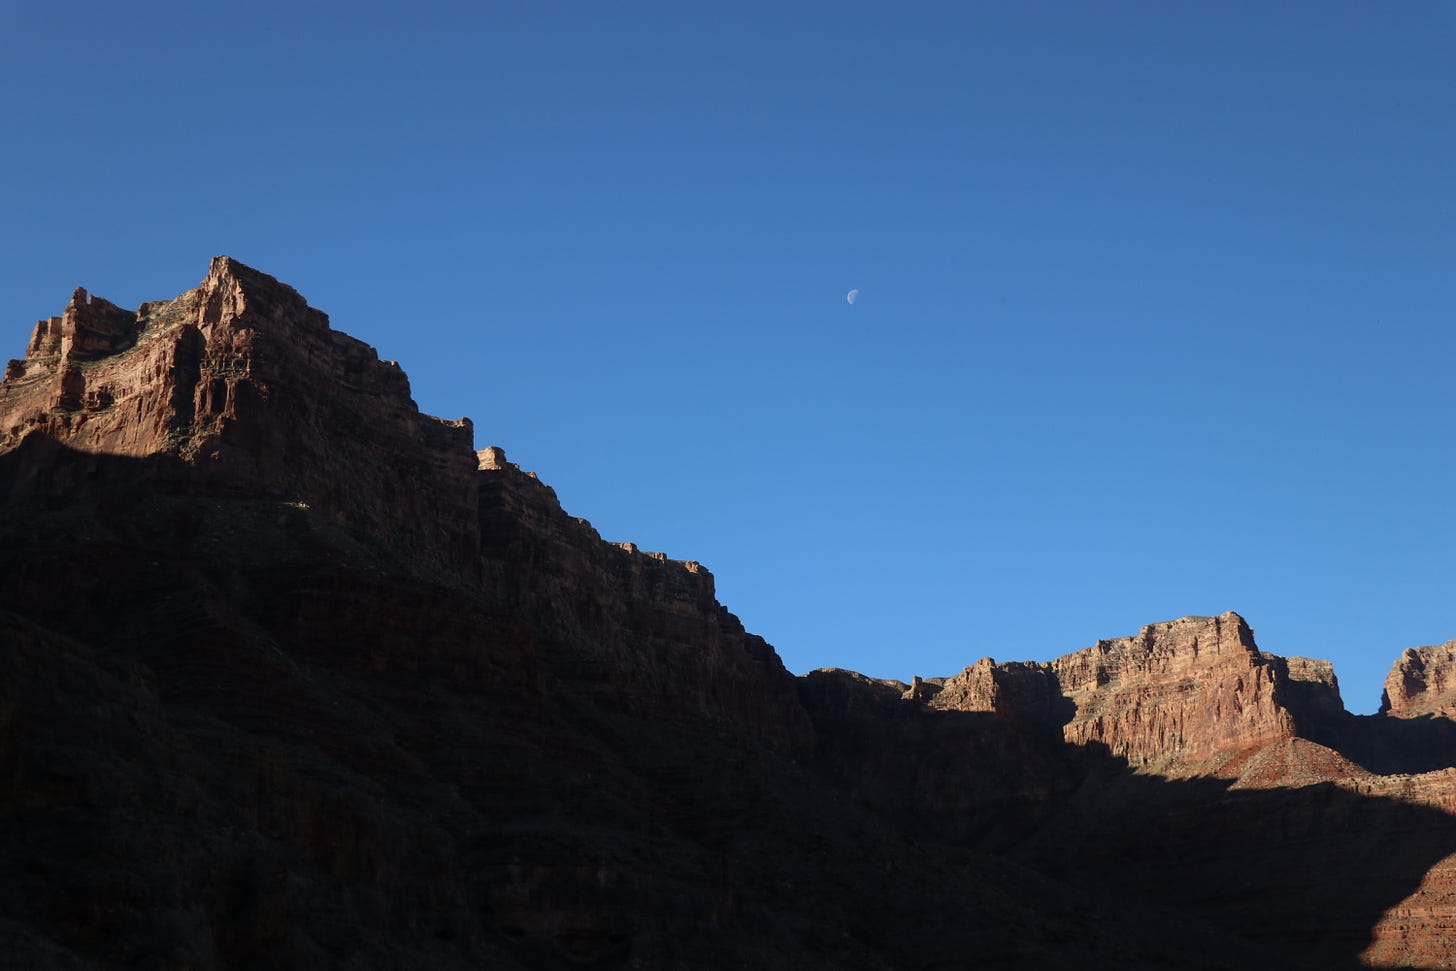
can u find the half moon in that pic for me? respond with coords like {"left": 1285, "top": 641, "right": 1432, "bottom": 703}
{"left": 846, "top": 289, "right": 859, "bottom": 305}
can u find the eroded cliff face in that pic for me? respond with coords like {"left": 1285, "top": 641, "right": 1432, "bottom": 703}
{"left": 902, "top": 613, "right": 1352, "bottom": 782}
{"left": 1382, "top": 640, "right": 1456, "bottom": 718}
{"left": 0, "top": 256, "right": 479, "bottom": 576}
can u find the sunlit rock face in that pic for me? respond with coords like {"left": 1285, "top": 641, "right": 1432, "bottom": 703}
{"left": 0, "top": 256, "right": 479, "bottom": 576}
{"left": 912, "top": 613, "right": 1354, "bottom": 782}
{"left": 1382, "top": 640, "right": 1456, "bottom": 718}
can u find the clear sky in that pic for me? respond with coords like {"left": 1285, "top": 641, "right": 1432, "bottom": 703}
{"left": 3, "top": 2, "right": 1451, "bottom": 713}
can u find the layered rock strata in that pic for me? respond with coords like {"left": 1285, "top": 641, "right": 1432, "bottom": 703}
{"left": 0, "top": 257, "right": 478, "bottom": 576}
{"left": 907, "top": 613, "right": 1352, "bottom": 782}
{"left": 1382, "top": 640, "right": 1456, "bottom": 718}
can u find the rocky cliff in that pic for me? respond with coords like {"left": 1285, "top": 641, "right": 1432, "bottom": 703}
{"left": 0, "top": 258, "right": 803, "bottom": 754}
{"left": 1382, "top": 640, "right": 1456, "bottom": 718}
{"left": 926, "top": 613, "right": 1353, "bottom": 781}
{"left": 0, "top": 256, "right": 478, "bottom": 576}
{"left": 474, "top": 444, "right": 812, "bottom": 753}
{"left": 2, "top": 258, "right": 1454, "bottom": 970}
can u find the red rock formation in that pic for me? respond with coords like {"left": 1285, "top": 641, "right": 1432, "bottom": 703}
{"left": 927, "top": 657, "right": 1063, "bottom": 725}
{"left": 1, "top": 257, "right": 479, "bottom": 576}
{"left": 1381, "top": 640, "right": 1456, "bottom": 718}
{"left": 918, "top": 613, "right": 1355, "bottom": 782}
{"left": 1048, "top": 613, "right": 1297, "bottom": 771}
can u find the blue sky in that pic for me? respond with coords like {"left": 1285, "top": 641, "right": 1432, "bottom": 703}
{"left": 3, "top": 2, "right": 1451, "bottom": 713}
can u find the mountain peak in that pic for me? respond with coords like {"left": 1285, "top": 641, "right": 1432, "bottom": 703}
{"left": 1, "top": 258, "right": 478, "bottom": 575}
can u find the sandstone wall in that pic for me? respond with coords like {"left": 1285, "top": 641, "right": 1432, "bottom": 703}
{"left": 1, "top": 257, "right": 479, "bottom": 577}
{"left": 1382, "top": 640, "right": 1456, "bottom": 718}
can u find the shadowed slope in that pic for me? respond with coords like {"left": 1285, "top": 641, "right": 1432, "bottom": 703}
{"left": 1, "top": 447, "right": 1253, "bottom": 969}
